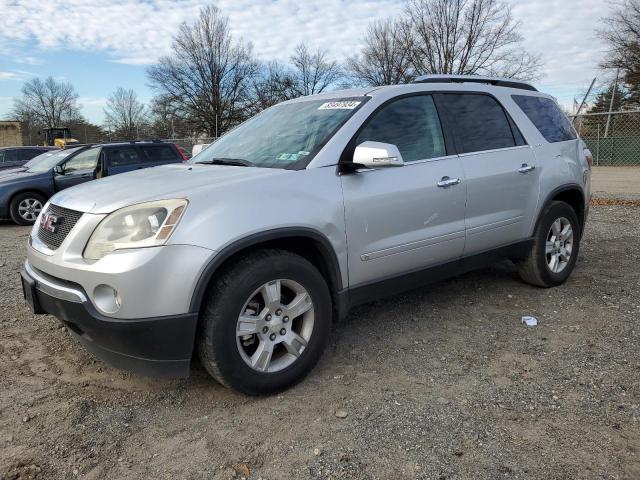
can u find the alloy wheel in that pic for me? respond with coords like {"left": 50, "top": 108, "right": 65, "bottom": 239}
{"left": 236, "top": 279, "right": 315, "bottom": 373}
{"left": 18, "top": 198, "right": 43, "bottom": 222}
{"left": 546, "top": 217, "right": 573, "bottom": 273}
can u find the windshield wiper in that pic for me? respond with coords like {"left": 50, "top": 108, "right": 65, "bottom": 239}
{"left": 196, "top": 158, "right": 255, "bottom": 167}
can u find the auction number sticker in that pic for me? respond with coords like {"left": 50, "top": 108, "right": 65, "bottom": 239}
{"left": 318, "top": 101, "right": 361, "bottom": 110}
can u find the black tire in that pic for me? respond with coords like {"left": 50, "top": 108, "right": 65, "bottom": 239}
{"left": 9, "top": 191, "right": 46, "bottom": 226}
{"left": 518, "top": 201, "right": 581, "bottom": 287}
{"left": 197, "top": 249, "right": 332, "bottom": 395}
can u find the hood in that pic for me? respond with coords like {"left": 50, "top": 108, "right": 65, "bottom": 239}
{"left": 0, "top": 168, "right": 48, "bottom": 184}
{"left": 50, "top": 163, "right": 289, "bottom": 214}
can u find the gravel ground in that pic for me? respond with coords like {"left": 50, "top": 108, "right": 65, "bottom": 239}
{"left": 1, "top": 205, "right": 639, "bottom": 480}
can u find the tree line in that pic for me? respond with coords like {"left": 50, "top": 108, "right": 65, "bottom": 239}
{"left": 10, "top": 0, "right": 640, "bottom": 140}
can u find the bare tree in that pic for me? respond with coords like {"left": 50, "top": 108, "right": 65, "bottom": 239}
{"left": 347, "top": 18, "right": 415, "bottom": 86}
{"left": 404, "top": 0, "right": 541, "bottom": 80}
{"left": 249, "top": 61, "right": 298, "bottom": 114}
{"left": 12, "top": 76, "right": 81, "bottom": 127}
{"left": 599, "top": 0, "right": 640, "bottom": 104}
{"left": 103, "top": 87, "right": 147, "bottom": 139}
{"left": 290, "top": 43, "right": 342, "bottom": 96}
{"left": 147, "top": 5, "right": 258, "bottom": 136}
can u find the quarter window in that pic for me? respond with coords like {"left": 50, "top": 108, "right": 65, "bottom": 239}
{"left": 512, "top": 95, "right": 577, "bottom": 143}
{"left": 355, "top": 95, "right": 446, "bottom": 162}
{"left": 439, "top": 94, "right": 517, "bottom": 153}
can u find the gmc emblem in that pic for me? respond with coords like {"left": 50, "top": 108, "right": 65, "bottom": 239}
{"left": 40, "top": 213, "right": 61, "bottom": 233}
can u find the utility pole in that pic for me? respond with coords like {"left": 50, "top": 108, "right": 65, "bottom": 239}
{"left": 604, "top": 68, "right": 619, "bottom": 138}
{"left": 573, "top": 77, "right": 596, "bottom": 124}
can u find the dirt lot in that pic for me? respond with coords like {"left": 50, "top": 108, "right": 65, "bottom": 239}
{"left": 1, "top": 205, "right": 639, "bottom": 480}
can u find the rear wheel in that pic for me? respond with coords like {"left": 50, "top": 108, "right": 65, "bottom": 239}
{"left": 9, "top": 192, "right": 46, "bottom": 226}
{"left": 197, "top": 249, "right": 332, "bottom": 395}
{"left": 518, "top": 201, "right": 581, "bottom": 287}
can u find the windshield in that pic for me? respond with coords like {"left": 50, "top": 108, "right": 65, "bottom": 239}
{"left": 25, "top": 148, "right": 81, "bottom": 173}
{"left": 192, "top": 97, "right": 367, "bottom": 169}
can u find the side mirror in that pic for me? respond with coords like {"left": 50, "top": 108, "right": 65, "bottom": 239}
{"left": 54, "top": 164, "right": 64, "bottom": 175}
{"left": 353, "top": 141, "right": 404, "bottom": 168}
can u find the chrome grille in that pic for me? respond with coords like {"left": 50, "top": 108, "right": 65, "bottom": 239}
{"left": 36, "top": 204, "right": 84, "bottom": 250}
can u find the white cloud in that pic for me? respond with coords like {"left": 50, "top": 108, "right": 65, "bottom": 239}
{"left": 510, "top": 0, "right": 614, "bottom": 101}
{"left": 0, "top": 71, "right": 20, "bottom": 80}
{"left": 0, "top": 70, "right": 34, "bottom": 81}
{"left": 78, "top": 96, "right": 107, "bottom": 108}
{"left": 14, "top": 56, "right": 42, "bottom": 65}
{"left": 0, "top": 0, "right": 617, "bottom": 107}
{"left": 0, "top": 0, "right": 403, "bottom": 65}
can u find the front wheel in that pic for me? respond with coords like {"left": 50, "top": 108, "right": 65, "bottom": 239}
{"left": 518, "top": 201, "right": 581, "bottom": 287}
{"left": 9, "top": 192, "right": 46, "bottom": 226}
{"left": 197, "top": 249, "right": 332, "bottom": 395}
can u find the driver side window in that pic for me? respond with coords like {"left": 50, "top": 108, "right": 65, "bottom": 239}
{"left": 63, "top": 148, "right": 100, "bottom": 173}
{"left": 355, "top": 95, "right": 446, "bottom": 162}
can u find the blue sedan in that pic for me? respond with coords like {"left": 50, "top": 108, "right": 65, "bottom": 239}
{"left": 0, "top": 142, "right": 185, "bottom": 225}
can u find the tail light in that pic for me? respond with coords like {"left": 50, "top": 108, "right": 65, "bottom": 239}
{"left": 584, "top": 148, "right": 593, "bottom": 169}
{"left": 175, "top": 144, "right": 187, "bottom": 162}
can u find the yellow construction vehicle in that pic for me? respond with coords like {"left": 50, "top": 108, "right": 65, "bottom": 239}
{"left": 40, "top": 127, "right": 81, "bottom": 148}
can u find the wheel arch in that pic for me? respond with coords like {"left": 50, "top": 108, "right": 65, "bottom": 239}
{"left": 189, "top": 227, "right": 345, "bottom": 319}
{"left": 535, "top": 184, "right": 586, "bottom": 235}
{"left": 9, "top": 188, "right": 51, "bottom": 205}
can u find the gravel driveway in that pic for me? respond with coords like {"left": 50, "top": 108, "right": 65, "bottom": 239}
{"left": 1, "top": 205, "right": 639, "bottom": 480}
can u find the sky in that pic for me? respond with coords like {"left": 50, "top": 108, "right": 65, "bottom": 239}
{"left": 0, "top": 0, "right": 615, "bottom": 124}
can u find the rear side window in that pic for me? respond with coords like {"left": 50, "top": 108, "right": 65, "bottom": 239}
{"left": 512, "top": 95, "right": 577, "bottom": 143}
{"left": 140, "top": 145, "right": 178, "bottom": 162}
{"left": 107, "top": 146, "right": 142, "bottom": 166}
{"left": 439, "top": 94, "right": 517, "bottom": 153}
{"left": 355, "top": 95, "right": 446, "bottom": 162}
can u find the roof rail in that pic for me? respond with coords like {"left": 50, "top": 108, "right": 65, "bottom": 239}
{"left": 412, "top": 74, "right": 537, "bottom": 92}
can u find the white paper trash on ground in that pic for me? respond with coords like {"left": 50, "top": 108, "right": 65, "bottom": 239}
{"left": 521, "top": 316, "right": 538, "bottom": 327}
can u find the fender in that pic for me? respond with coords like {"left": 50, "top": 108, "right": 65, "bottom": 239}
{"left": 188, "top": 227, "right": 344, "bottom": 314}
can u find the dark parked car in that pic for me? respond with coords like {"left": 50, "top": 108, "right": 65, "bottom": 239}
{"left": 0, "top": 141, "right": 186, "bottom": 225}
{"left": 0, "top": 147, "right": 53, "bottom": 171}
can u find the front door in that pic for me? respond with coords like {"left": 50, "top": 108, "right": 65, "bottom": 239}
{"left": 341, "top": 94, "right": 467, "bottom": 287}
{"left": 436, "top": 93, "right": 540, "bottom": 255}
{"left": 54, "top": 147, "right": 101, "bottom": 191}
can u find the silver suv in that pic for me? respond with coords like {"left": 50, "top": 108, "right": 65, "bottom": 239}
{"left": 21, "top": 75, "right": 591, "bottom": 395}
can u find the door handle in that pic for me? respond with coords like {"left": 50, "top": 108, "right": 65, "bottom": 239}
{"left": 437, "top": 176, "right": 461, "bottom": 188}
{"left": 518, "top": 164, "right": 536, "bottom": 174}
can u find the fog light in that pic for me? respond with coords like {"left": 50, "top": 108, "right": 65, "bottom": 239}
{"left": 93, "top": 284, "right": 122, "bottom": 314}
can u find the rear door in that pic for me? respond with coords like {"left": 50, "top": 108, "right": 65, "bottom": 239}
{"left": 341, "top": 94, "right": 466, "bottom": 287}
{"left": 437, "top": 93, "right": 540, "bottom": 255}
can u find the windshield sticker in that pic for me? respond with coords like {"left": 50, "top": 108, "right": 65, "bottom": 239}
{"left": 276, "top": 153, "right": 300, "bottom": 161}
{"left": 318, "top": 101, "right": 361, "bottom": 110}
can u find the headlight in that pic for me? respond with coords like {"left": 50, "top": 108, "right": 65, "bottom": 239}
{"left": 83, "top": 199, "right": 188, "bottom": 260}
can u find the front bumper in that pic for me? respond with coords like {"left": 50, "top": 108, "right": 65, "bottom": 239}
{"left": 22, "top": 261, "right": 198, "bottom": 377}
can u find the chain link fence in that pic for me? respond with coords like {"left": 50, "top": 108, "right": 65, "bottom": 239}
{"left": 570, "top": 111, "right": 640, "bottom": 166}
